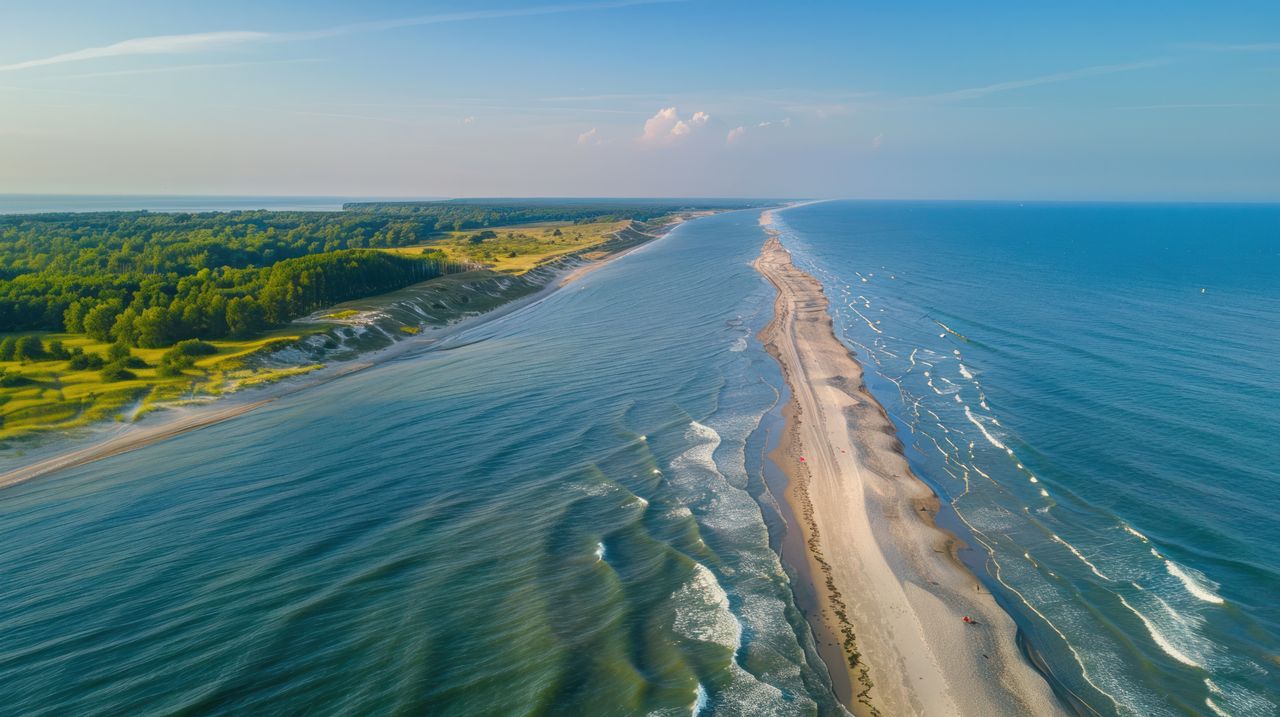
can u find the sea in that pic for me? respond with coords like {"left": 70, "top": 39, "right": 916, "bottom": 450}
{"left": 0, "top": 195, "right": 358, "bottom": 214}
{"left": 0, "top": 202, "right": 1276, "bottom": 716}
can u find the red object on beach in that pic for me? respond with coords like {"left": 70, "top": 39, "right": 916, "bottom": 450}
{"left": 963, "top": 616, "right": 972, "bottom": 624}
{"left": 799, "top": 457, "right": 806, "bottom": 462}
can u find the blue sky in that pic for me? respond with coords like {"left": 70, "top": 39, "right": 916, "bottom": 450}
{"left": 1, "top": 0, "right": 1277, "bottom": 200}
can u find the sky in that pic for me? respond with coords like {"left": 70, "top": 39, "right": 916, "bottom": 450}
{"left": 1, "top": 0, "right": 1278, "bottom": 200}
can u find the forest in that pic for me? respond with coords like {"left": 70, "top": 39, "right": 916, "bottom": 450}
{"left": 0, "top": 202, "right": 712, "bottom": 346}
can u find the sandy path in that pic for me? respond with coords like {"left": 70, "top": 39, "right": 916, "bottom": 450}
{"left": 754, "top": 214, "right": 1065, "bottom": 716}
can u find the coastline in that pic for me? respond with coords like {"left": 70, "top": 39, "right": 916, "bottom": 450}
{"left": 0, "top": 213, "right": 696, "bottom": 490}
{"left": 753, "top": 210, "right": 1065, "bottom": 716}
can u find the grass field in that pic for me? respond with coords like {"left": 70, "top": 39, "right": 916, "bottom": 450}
{"left": 0, "top": 328, "right": 323, "bottom": 443}
{"left": 384, "top": 219, "right": 629, "bottom": 274}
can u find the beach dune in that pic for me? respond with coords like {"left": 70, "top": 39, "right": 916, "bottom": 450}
{"left": 754, "top": 211, "right": 1065, "bottom": 716}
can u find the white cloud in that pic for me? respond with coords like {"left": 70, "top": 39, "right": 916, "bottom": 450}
{"left": 577, "top": 127, "right": 602, "bottom": 145}
{"left": 757, "top": 117, "right": 791, "bottom": 128}
{"left": 0, "top": 0, "right": 686, "bottom": 73}
{"left": 463, "top": 116, "right": 476, "bottom": 124}
{"left": 871, "top": 133, "right": 883, "bottom": 149}
{"left": 726, "top": 126, "right": 746, "bottom": 144}
{"left": 638, "top": 107, "right": 710, "bottom": 144}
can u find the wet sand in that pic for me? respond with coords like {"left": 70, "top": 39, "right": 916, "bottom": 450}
{"left": 754, "top": 211, "right": 1065, "bottom": 716}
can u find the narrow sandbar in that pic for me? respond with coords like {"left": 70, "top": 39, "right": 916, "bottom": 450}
{"left": 754, "top": 210, "right": 1065, "bottom": 716}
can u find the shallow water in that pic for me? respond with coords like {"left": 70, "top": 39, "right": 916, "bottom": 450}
{"left": 775, "top": 200, "right": 1280, "bottom": 717}
{"left": 0, "top": 210, "right": 843, "bottom": 715}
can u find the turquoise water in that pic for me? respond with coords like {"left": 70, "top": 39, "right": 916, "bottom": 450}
{"left": 775, "top": 201, "right": 1280, "bottom": 717}
{"left": 0, "top": 211, "right": 841, "bottom": 715}
{"left": 2, "top": 203, "right": 1277, "bottom": 716}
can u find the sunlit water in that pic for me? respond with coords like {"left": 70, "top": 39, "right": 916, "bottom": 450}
{"left": 4, "top": 202, "right": 1276, "bottom": 717}
{"left": 775, "top": 201, "right": 1280, "bottom": 717}
{"left": 0, "top": 211, "right": 843, "bottom": 716}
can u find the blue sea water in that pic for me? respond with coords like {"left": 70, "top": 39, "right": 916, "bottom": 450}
{"left": 0, "top": 202, "right": 1276, "bottom": 716}
{"left": 0, "top": 210, "right": 839, "bottom": 715}
{"left": 775, "top": 200, "right": 1280, "bottom": 716}
{"left": 0, "top": 194, "right": 355, "bottom": 214}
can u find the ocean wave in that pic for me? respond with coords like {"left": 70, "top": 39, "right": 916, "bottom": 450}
{"left": 729, "top": 336, "right": 747, "bottom": 352}
{"left": 1165, "top": 560, "right": 1226, "bottom": 605}
{"left": 964, "top": 405, "right": 1008, "bottom": 451}
{"left": 1116, "top": 591, "right": 1208, "bottom": 669}
{"left": 1205, "top": 677, "right": 1276, "bottom": 717}
{"left": 672, "top": 562, "right": 742, "bottom": 650}
{"left": 1051, "top": 534, "right": 1112, "bottom": 581}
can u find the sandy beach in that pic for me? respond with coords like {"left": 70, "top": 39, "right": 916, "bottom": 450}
{"left": 754, "top": 211, "right": 1066, "bottom": 716}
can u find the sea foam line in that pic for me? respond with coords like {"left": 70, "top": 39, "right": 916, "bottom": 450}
{"left": 1116, "top": 593, "right": 1202, "bottom": 669}
{"left": 1165, "top": 560, "right": 1225, "bottom": 605}
{"left": 1051, "top": 534, "right": 1112, "bottom": 581}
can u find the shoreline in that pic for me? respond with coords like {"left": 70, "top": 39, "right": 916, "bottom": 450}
{"left": 0, "top": 214, "right": 697, "bottom": 491}
{"left": 753, "top": 210, "right": 1065, "bottom": 716}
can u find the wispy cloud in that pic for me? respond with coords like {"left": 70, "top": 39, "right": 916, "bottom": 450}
{"left": 1116, "top": 102, "right": 1266, "bottom": 110}
{"left": 0, "top": 0, "right": 684, "bottom": 73}
{"left": 917, "top": 59, "right": 1168, "bottom": 103}
{"left": 43, "top": 58, "right": 322, "bottom": 81}
{"left": 1179, "top": 42, "right": 1280, "bottom": 52}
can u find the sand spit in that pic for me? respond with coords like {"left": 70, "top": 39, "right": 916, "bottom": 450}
{"left": 754, "top": 210, "right": 1065, "bottom": 717}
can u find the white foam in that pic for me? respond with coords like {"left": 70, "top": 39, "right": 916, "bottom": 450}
{"left": 692, "top": 683, "right": 708, "bottom": 716}
{"left": 1051, "top": 534, "right": 1112, "bottom": 581}
{"left": 964, "top": 405, "right": 1008, "bottom": 451}
{"left": 958, "top": 362, "right": 974, "bottom": 380}
{"left": 672, "top": 562, "right": 742, "bottom": 650}
{"left": 595, "top": 542, "right": 606, "bottom": 562}
{"left": 1166, "top": 560, "right": 1225, "bottom": 605}
{"left": 729, "top": 336, "right": 748, "bottom": 352}
{"left": 1117, "top": 594, "right": 1202, "bottom": 668}
{"left": 1122, "top": 524, "right": 1149, "bottom": 542}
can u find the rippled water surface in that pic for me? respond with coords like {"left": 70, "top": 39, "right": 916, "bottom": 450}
{"left": 776, "top": 201, "right": 1280, "bottom": 717}
{"left": 0, "top": 211, "right": 842, "bottom": 715}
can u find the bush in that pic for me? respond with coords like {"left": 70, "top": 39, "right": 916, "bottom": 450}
{"left": 0, "top": 337, "right": 15, "bottom": 361}
{"left": 107, "top": 341, "right": 131, "bottom": 362}
{"left": 68, "top": 352, "right": 105, "bottom": 370}
{"left": 13, "top": 335, "right": 44, "bottom": 361}
{"left": 99, "top": 363, "right": 136, "bottom": 382}
{"left": 0, "top": 369, "right": 32, "bottom": 387}
{"left": 170, "top": 339, "right": 217, "bottom": 357}
{"left": 46, "top": 339, "right": 69, "bottom": 360}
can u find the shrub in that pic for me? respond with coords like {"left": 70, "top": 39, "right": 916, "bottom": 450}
{"left": 170, "top": 339, "right": 217, "bottom": 357}
{"left": 0, "top": 369, "right": 32, "bottom": 387}
{"left": 68, "top": 352, "right": 105, "bottom": 370}
{"left": 13, "top": 335, "right": 44, "bottom": 361}
{"left": 99, "top": 363, "right": 136, "bottom": 382}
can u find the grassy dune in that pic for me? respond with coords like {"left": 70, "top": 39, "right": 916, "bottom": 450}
{"left": 384, "top": 220, "right": 629, "bottom": 274}
{"left": 0, "top": 330, "right": 322, "bottom": 443}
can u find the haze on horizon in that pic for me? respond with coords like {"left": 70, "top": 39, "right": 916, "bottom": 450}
{"left": 1, "top": 0, "right": 1277, "bottom": 202}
